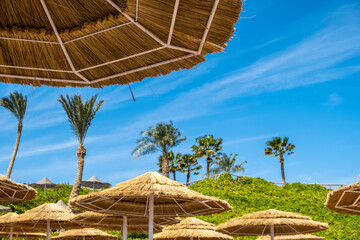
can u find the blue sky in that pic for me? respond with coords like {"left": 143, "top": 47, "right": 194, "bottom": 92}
{"left": 0, "top": 0, "right": 359, "bottom": 186}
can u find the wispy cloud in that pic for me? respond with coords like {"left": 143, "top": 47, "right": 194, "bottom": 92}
{"left": 225, "top": 133, "right": 280, "bottom": 146}
{"left": 324, "top": 93, "right": 343, "bottom": 106}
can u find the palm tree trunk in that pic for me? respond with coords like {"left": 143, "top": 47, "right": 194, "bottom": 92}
{"left": 162, "top": 149, "right": 169, "bottom": 178}
{"left": 206, "top": 155, "right": 211, "bottom": 178}
{"left": 68, "top": 145, "right": 86, "bottom": 209}
{"left": 280, "top": 154, "right": 286, "bottom": 186}
{"left": 186, "top": 171, "right": 190, "bottom": 186}
{"left": 6, "top": 122, "right": 22, "bottom": 178}
{"left": 172, "top": 171, "right": 176, "bottom": 181}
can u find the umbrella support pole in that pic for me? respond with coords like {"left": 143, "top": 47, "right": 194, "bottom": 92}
{"left": 47, "top": 220, "right": 50, "bottom": 240}
{"left": 270, "top": 225, "right": 274, "bottom": 240}
{"left": 9, "top": 226, "right": 13, "bottom": 240}
{"left": 148, "top": 195, "right": 154, "bottom": 240}
{"left": 123, "top": 216, "right": 128, "bottom": 240}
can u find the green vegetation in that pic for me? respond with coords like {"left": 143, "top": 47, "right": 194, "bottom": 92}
{"left": 190, "top": 173, "right": 360, "bottom": 240}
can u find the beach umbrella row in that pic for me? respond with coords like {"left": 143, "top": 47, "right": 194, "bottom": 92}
{"left": 28, "top": 178, "right": 61, "bottom": 194}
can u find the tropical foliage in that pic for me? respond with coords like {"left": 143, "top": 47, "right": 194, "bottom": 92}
{"left": 157, "top": 151, "right": 182, "bottom": 180}
{"left": 132, "top": 121, "right": 186, "bottom": 178}
{"left": 210, "top": 153, "right": 247, "bottom": 176}
{"left": 58, "top": 94, "right": 104, "bottom": 206}
{"left": 179, "top": 154, "right": 202, "bottom": 186}
{"left": 192, "top": 135, "right": 223, "bottom": 177}
{"left": 265, "top": 137, "right": 295, "bottom": 185}
{"left": 0, "top": 91, "right": 27, "bottom": 178}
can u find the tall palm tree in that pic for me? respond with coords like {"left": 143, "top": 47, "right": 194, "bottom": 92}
{"left": 58, "top": 94, "right": 104, "bottom": 206}
{"left": 132, "top": 121, "right": 186, "bottom": 178}
{"left": 192, "top": 135, "right": 222, "bottom": 178}
{"left": 0, "top": 92, "right": 27, "bottom": 178}
{"left": 210, "top": 153, "right": 247, "bottom": 176}
{"left": 158, "top": 152, "right": 182, "bottom": 181}
{"left": 180, "top": 154, "right": 202, "bottom": 186}
{"left": 264, "top": 137, "right": 295, "bottom": 186}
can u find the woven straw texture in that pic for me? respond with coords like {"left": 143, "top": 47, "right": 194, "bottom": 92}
{"left": 216, "top": 209, "right": 328, "bottom": 236}
{"left": 325, "top": 182, "right": 360, "bottom": 215}
{"left": 51, "top": 228, "right": 117, "bottom": 240}
{"left": 257, "top": 235, "right": 324, "bottom": 240}
{"left": 70, "top": 172, "right": 232, "bottom": 216}
{"left": 0, "top": 175, "right": 37, "bottom": 203}
{"left": 0, "top": 213, "right": 43, "bottom": 233}
{"left": 71, "top": 211, "right": 179, "bottom": 232}
{"left": 9, "top": 203, "right": 82, "bottom": 230}
{"left": 0, "top": 0, "right": 241, "bottom": 87}
{"left": 0, "top": 231, "right": 46, "bottom": 239}
{"left": 154, "top": 217, "right": 233, "bottom": 240}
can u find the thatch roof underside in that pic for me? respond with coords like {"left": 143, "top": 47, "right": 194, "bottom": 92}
{"left": 8, "top": 203, "right": 82, "bottom": 230}
{"left": 71, "top": 211, "right": 179, "bottom": 232}
{"left": 51, "top": 228, "right": 117, "bottom": 240}
{"left": 0, "top": 231, "right": 47, "bottom": 239}
{"left": 325, "top": 182, "right": 360, "bottom": 215}
{"left": 154, "top": 217, "right": 233, "bottom": 240}
{"left": 257, "top": 235, "right": 324, "bottom": 240}
{"left": 0, "top": 0, "right": 242, "bottom": 87}
{"left": 70, "top": 172, "right": 232, "bottom": 217}
{"left": 0, "top": 175, "right": 37, "bottom": 203}
{"left": 216, "top": 209, "right": 328, "bottom": 236}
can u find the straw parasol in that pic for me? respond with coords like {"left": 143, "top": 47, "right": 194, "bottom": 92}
{"left": 0, "top": 205, "right": 12, "bottom": 213}
{"left": 70, "top": 172, "right": 232, "bottom": 240}
{"left": 7, "top": 203, "right": 83, "bottom": 240}
{"left": 0, "top": 213, "right": 44, "bottom": 240}
{"left": 0, "top": 0, "right": 241, "bottom": 88}
{"left": 0, "top": 175, "right": 37, "bottom": 203}
{"left": 216, "top": 209, "right": 328, "bottom": 240}
{"left": 28, "top": 178, "right": 62, "bottom": 194}
{"left": 51, "top": 228, "right": 117, "bottom": 240}
{"left": 81, "top": 177, "right": 111, "bottom": 191}
{"left": 154, "top": 217, "right": 233, "bottom": 240}
{"left": 257, "top": 235, "right": 324, "bottom": 240}
{"left": 325, "top": 182, "right": 360, "bottom": 215}
{"left": 56, "top": 200, "right": 68, "bottom": 210}
{"left": 71, "top": 211, "right": 180, "bottom": 233}
{"left": 0, "top": 232, "right": 46, "bottom": 239}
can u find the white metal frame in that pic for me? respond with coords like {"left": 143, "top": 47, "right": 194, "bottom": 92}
{"left": 0, "top": 0, "right": 220, "bottom": 85}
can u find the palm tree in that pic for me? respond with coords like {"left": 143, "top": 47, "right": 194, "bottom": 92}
{"left": 192, "top": 135, "right": 222, "bottom": 178}
{"left": 132, "top": 121, "right": 186, "bottom": 178}
{"left": 180, "top": 154, "right": 202, "bottom": 186}
{"left": 157, "top": 152, "right": 182, "bottom": 181}
{"left": 264, "top": 137, "right": 295, "bottom": 186}
{"left": 0, "top": 92, "right": 27, "bottom": 178}
{"left": 58, "top": 94, "right": 104, "bottom": 206}
{"left": 210, "top": 153, "right": 247, "bottom": 176}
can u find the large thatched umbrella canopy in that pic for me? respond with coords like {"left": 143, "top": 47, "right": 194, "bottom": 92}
{"left": 70, "top": 172, "right": 232, "bottom": 240}
{"left": 216, "top": 209, "right": 328, "bottom": 240}
{"left": 8, "top": 203, "right": 83, "bottom": 240}
{"left": 51, "top": 228, "right": 117, "bottom": 240}
{"left": 325, "top": 182, "right": 360, "bottom": 215}
{"left": 154, "top": 217, "right": 233, "bottom": 240}
{"left": 0, "top": 232, "right": 46, "bottom": 239}
{"left": 0, "top": 0, "right": 242, "bottom": 88}
{"left": 0, "top": 175, "right": 37, "bottom": 203}
{"left": 71, "top": 211, "right": 179, "bottom": 233}
{"left": 81, "top": 177, "right": 111, "bottom": 190}
{"left": 257, "top": 235, "right": 324, "bottom": 240}
{"left": 28, "top": 178, "right": 61, "bottom": 193}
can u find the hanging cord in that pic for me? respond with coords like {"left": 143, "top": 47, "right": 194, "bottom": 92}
{"left": 128, "top": 84, "right": 135, "bottom": 102}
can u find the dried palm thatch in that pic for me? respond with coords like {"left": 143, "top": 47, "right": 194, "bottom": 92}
{"left": 0, "top": 213, "right": 43, "bottom": 233}
{"left": 154, "top": 217, "right": 233, "bottom": 240}
{"left": 216, "top": 209, "right": 329, "bottom": 236}
{"left": 0, "top": 0, "right": 242, "bottom": 87}
{"left": 0, "top": 232, "right": 46, "bottom": 239}
{"left": 81, "top": 177, "right": 111, "bottom": 190}
{"left": 70, "top": 172, "right": 232, "bottom": 216}
{"left": 51, "top": 228, "right": 117, "bottom": 240}
{"left": 325, "top": 182, "right": 360, "bottom": 215}
{"left": 257, "top": 235, "right": 324, "bottom": 240}
{"left": 71, "top": 211, "right": 179, "bottom": 232}
{"left": 0, "top": 175, "right": 37, "bottom": 203}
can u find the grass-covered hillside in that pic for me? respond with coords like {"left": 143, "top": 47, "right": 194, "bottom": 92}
{"left": 190, "top": 173, "right": 360, "bottom": 240}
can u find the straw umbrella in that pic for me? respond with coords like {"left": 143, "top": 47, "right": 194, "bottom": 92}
{"left": 325, "top": 182, "right": 360, "bottom": 215}
{"left": 7, "top": 203, "right": 83, "bottom": 240}
{"left": 56, "top": 200, "right": 68, "bottom": 210}
{"left": 0, "top": 175, "right": 37, "bottom": 202}
{"left": 0, "top": 213, "right": 44, "bottom": 240}
{"left": 51, "top": 228, "right": 117, "bottom": 240}
{"left": 0, "top": 0, "right": 241, "bottom": 88}
{"left": 0, "top": 205, "right": 12, "bottom": 213}
{"left": 257, "top": 235, "right": 324, "bottom": 240}
{"left": 28, "top": 178, "right": 61, "bottom": 194}
{"left": 0, "top": 232, "right": 46, "bottom": 239}
{"left": 154, "top": 217, "right": 233, "bottom": 240}
{"left": 71, "top": 211, "right": 180, "bottom": 233}
{"left": 81, "top": 177, "right": 111, "bottom": 191}
{"left": 70, "top": 172, "right": 232, "bottom": 240}
{"left": 216, "top": 209, "right": 328, "bottom": 240}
